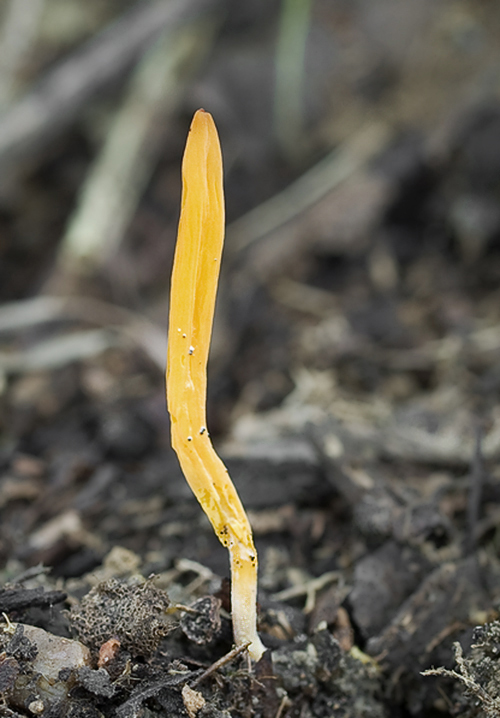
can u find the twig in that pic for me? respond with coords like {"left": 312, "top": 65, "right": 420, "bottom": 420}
{"left": 171, "top": 604, "right": 199, "bottom": 615}
{"left": 190, "top": 642, "right": 251, "bottom": 688}
{"left": 271, "top": 571, "right": 341, "bottom": 613}
{"left": 0, "top": 0, "right": 219, "bottom": 172}
{"left": 9, "top": 564, "right": 51, "bottom": 584}
{"left": 175, "top": 558, "right": 219, "bottom": 594}
{"left": 275, "top": 694, "right": 292, "bottom": 718}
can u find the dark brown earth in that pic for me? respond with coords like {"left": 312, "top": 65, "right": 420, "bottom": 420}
{"left": 1, "top": 1, "right": 500, "bottom": 716}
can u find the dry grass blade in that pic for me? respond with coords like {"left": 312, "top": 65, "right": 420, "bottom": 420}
{"left": 0, "top": 0, "right": 46, "bottom": 109}
{"left": 227, "top": 121, "right": 390, "bottom": 254}
{"left": 0, "top": 295, "right": 166, "bottom": 369}
{"left": 0, "top": 0, "right": 219, "bottom": 171}
{"left": 0, "top": 328, "right": 115, "bottom": 374}
{"left": 60, "top": 14, "right": 219, "bottom": 273}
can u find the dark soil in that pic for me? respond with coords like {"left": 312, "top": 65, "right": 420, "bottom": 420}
{"left": 1, "top": 2, "right": 500, "bottom": 717}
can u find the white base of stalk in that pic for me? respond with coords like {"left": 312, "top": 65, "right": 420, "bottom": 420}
{"left": 230, "top": 543, "right": 265, "bottom": 662}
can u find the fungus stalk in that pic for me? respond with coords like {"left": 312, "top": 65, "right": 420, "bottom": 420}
{"left": 166, "top": 110, "right": 265, "bottom": 661}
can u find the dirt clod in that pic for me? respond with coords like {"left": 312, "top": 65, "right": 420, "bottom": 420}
{"left": 70, "top": 577, "right": 173, "bottom": 658}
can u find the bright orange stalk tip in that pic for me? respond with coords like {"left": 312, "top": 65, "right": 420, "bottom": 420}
{"left": 166, "top": 110, "right": 264, "bottom": 661}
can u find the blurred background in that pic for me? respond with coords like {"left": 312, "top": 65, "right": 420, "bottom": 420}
{"left": 0, "top": 0, "right": 499, "bottom": 421}
{"left": 2, "top": 5, "right": 500, "bottom": 712}
{"left": 1, "top": 0, "right": 500, "bottom": 562}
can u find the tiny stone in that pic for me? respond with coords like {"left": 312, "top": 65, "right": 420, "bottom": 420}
{"left": 182, "top": 684, "right": 205, "bottom": 718}
{"left": 28, "top": 700, "right": 44, "bottom": 715}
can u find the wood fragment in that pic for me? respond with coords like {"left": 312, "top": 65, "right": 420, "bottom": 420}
{"left": 0, "top": 587, "right": 67, "bottom": 613}
{"left": 190, "top": 641, "right": 251, "bottom": 688}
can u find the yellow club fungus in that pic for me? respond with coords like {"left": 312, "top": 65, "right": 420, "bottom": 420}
{"left": 166, "top": 109, "right": 265, "bottom": 662}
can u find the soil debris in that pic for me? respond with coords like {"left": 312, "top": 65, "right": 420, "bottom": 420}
{"left": 180, "top": 596, "right": 222, "bottom": 646}
{"left": 2, "top": 2, "right": 500, "bottom": 716}
{"left": 272, "top": 630, "right": 384, "bottom": 718}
